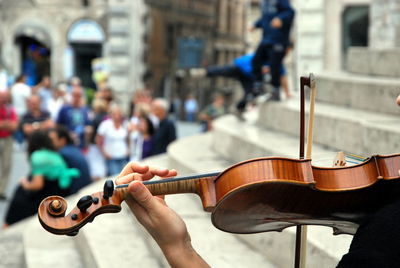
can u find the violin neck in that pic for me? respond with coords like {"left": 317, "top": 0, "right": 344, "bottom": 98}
{"left": 118, "top": 172, "right": 219, "bottom": 211}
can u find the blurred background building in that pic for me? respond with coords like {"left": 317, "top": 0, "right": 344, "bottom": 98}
{"left": 0, "top": 0, "right": 248, "bottom": 111}
{"left": 0, "top": 0, "right": 393, "bottom": 111}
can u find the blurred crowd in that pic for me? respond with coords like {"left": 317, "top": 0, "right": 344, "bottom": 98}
{"left": 0, "top": 74, "right": 178, "bottom": 226}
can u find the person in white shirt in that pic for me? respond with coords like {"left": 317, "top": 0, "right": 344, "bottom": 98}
{"left": 96, "top": 105, "right": 129, "bottom": 176}
{"left": 11, "top": 75, "right": 31, "bottom": 117}
{"left": 0, "top": 65, "right": 8, "bottom": 92}
{"left": 48, "top": 82, "right": 67, "bottom": 121}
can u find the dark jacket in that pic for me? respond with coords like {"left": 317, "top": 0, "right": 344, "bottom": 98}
{"left": 152, "top": 118, "right": 176, "bottom": 155}
{"left": 254, "top": 0, "right": 295, "bottom": 45}
{"left": 60, "top": 145, "right": 91, "bottom": 194}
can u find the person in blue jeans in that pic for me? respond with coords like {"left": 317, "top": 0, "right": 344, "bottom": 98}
{"left": 250, "top": 0, "right": 295, "bottom": 101}
{"left": 190, "top": 53, "right": 286, "bottom": 119}
{"left": 96, "top": 105, "right": 129, "bottom": 176}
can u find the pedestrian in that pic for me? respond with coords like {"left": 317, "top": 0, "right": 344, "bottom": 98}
{"left": 20, "top": 95, "right": 54, "bottom": 137}
{"left": 86, "top": 98, "right": 108, "bottom": 180}
{"left": 56, "top": 87, "right": 91, "bottom": 149}
{"left": 96, "top": 105, "right": 129, "bottom": 176}
{"left": 11, "top": 74, "right": 31, "bottom": 117}
{"left": 10, "top": 74, "right": 31, "bottom": 145}
{"left": 198, "top": 93, "right": 225, "bottom": 131}
{"left": 250, "top": 0, "right": 295, "bottom": 100}
{"left": 48, "top": 126, "right": 91, "bottom": 194}
{"left": 33, "top": 76, "right": 52, "bottom": 112}
{"left": 4, "top": 130, "right": 79, "bottom": 226}
{"left": 129, "top": 115, "right": 155, "bottom": 162}
{"left": 0, "top": 64, "right": 8, "bottom": 92}
{"left": 0, "top": 91, "right": 18, "bottom": 199}
{"left": 96, "top": 86, "right": 114, "bottom": 108}
{"left": 48, "top": 82, "right": 67, "bottom": 121}
{"left": 189, "top": 53, "right": 284, "bottom": 119}
{"left": 184, "top": 93, "right": 198, "bottom": 122}
{"left": 151, "top": 98, "right": 176, "bottom": 155}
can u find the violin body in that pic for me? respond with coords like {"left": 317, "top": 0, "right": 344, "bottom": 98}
{"left": 212, "top": 155, "right": 400, "bottom": 235}
{"left": 38, "top": 154, "right": 400, "bottom": 236}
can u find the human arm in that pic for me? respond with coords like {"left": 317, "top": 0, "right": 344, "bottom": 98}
{"left": 0, "top": 119, "right": 18, "bottom": 132}
{"left": 95, "top": 134, "right": 110, "bottom": 159}
{"left": 0, "top": 107, "right": 18, "bottom": 131}
{"left": 115, "top": 162, "right": 210, "bottom": 268}
{"left": 22, "top": 118, "right": 54, "bottom": 136}
{"left": 274, "top": 0, "right": 295, "bottom": 28}
{"left": 20, "top": 175, "right": 44, "bottom": 191}
{"left": 96, "top": 120, "right": 111, "bottom": 159}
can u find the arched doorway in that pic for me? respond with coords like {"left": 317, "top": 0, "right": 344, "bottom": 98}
{"left": 67, "top": 19, "right": 105, "bottom": 89}
{"left": 14, "top": 25, "right": 51, "bottom": 86}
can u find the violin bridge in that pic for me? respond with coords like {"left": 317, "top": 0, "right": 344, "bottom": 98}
{"left": 333, "top": 152, "right": 346, "bottom": 167}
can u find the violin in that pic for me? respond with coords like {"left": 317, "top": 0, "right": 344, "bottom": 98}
{"left": 38, "top": 153, "right": 400, "bottom": 236}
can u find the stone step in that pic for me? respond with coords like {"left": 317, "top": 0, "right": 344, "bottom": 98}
{"left": 167, "top": 129, "right": 352, "bottom": 268}
{"left": 212, "top": 110, "right": 338, "bottom": 166}
{"left": 19, "top": 155, "right": 170, "bottom": 268}
{"left": 347, "top": 47, "right": 400, "bottom": 78}
{"left": 316, "top": 71, "right": 400, "bottom": 115}
{"left": 75, "top": 157, "right": 169, "bottom": 268}
{"left": 259, "top": 98, "right": 400, "bottom": 155}
{"left": 0, "top": 220, "right": 27, "bottom": 268}
{"left": 23, "top": 217, "right": 84, "bottom": 268}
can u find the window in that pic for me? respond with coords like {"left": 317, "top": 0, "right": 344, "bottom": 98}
{"left": 178, "top": 38, "right": 205, "bottom": 68}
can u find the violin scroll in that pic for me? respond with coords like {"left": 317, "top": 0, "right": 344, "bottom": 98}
{"left": 47, "top": 197, "right": 67, "bottom": 216}
{"left": 38, "top": 180, "right": 125, "bottom": 236}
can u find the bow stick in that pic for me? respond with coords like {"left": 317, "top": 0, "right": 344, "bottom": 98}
{"left": 295, "top": 73, "right": 316, "bottom": 268}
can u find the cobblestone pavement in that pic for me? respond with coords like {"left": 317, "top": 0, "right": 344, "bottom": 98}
{"left": 0, "top": 121, "right": 201, "bottom": 226}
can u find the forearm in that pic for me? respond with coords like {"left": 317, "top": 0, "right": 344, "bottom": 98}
{"left": 21, "top": 175, "right": 44, "bottom": 191}
{"left": 0, "top": 120, "right": 18, "bottom": 131}
{"left": 162, "top": 241, "right": 210, "bottom": 268}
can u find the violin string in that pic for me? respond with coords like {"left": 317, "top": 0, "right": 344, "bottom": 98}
{"left": 115, "top": 172, "right": 221, "bottom": 189}
{"left": 115, "top": 153, "right": 368, "bottom": 190}
{"left": 346, "top": 159, "right": 361, "bottom": 165}
{"left": 346, "top": 153, "right": 368, "bottom": 161}
{"left": 346, "top": 155, "right": 365, "bottom": 161}
{"left": 346, "top": 157, "right": 364, "bottom": 163}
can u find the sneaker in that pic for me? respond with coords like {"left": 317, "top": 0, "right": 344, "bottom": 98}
{"left": 269, "top": 90, "right": 281, "bottom": 101}
{"left": 189, "top": 68, "right": 207, "bottom": 78}
{"left": 253, "top": 92, "right": 271, "bottom": 105}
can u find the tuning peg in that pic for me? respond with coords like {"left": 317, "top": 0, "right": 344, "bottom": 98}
{"left": 103, "top": 180, "right": 114, "bottom": 200}
{"left": 77, "top": 195, "right": 93, "bottom": 213}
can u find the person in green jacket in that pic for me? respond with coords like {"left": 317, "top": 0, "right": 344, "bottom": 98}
{"left": 4, "top": 130, "right": 79, "bottom": 226}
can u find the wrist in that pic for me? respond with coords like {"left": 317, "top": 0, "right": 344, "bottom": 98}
{"left": 162, "top": 240, "right": 208, "bottom": 268}
{"left": 161, "top": 234, "right": 210, "bottom": 268}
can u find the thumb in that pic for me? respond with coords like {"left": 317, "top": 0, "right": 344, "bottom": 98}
{"left": 128, "top": 181, "right": 160, "bottom": 212}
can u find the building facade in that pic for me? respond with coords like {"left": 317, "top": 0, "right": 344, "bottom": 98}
{"left": 0, "top": 0, "right": 248, "bottom": 110}
{"left": 144, "top": 0, "right": 248, "bottom": 110}
{"left": 0, "top": 0, "right": 108, "bottom": 87}
{"left": 293, "top": 0, "right": 371, "bottom": 77}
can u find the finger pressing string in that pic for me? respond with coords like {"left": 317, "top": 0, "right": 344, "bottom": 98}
{"left": 116, "top": 162, "right": 149, "bottom": 179}
{"left": 115, "top": 172, "right": 148, "bottom": 185}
